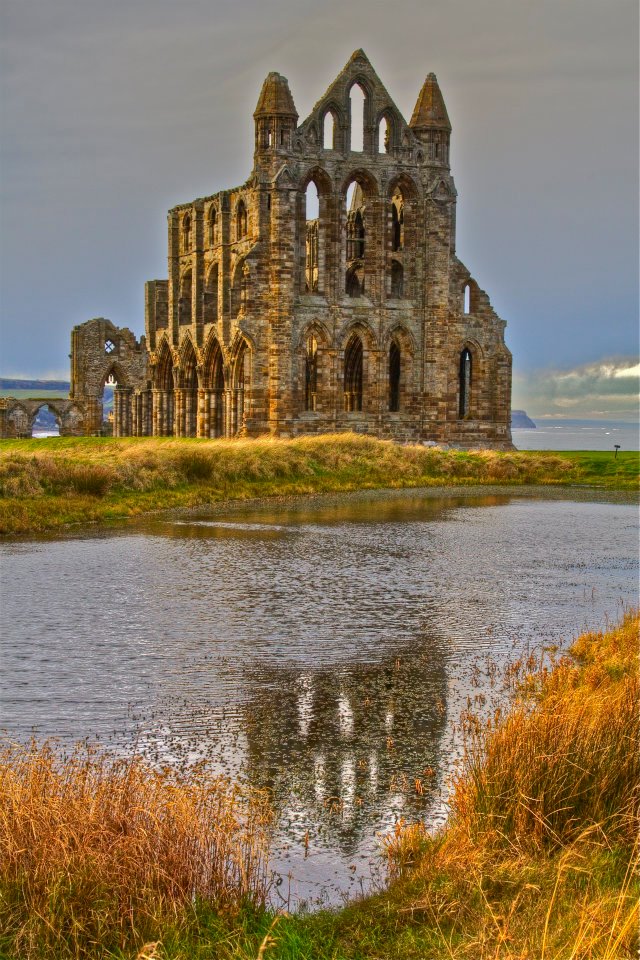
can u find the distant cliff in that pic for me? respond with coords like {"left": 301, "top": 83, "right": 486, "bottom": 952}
{"left": 0, "top": 378, "right": 70, "bottom": 392}
{"left": 511, "top": 410, "right": 536, "bottom": 429}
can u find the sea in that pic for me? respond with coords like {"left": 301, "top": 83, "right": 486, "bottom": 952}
{"left": 512, "top": 418, "right": 639, "bottom": 452}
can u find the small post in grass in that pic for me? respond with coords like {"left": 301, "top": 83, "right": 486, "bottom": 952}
{"left": 614, "top": 444, "right": 621, "bottom": 458}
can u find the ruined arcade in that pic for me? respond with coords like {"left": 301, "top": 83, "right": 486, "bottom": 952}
{"left": 65, "top": 51, "right": 513, "bottom": 446}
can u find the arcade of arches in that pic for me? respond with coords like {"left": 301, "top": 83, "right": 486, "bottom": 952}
{"left": 53, "top": 51, "right": 513, "bottom": 447}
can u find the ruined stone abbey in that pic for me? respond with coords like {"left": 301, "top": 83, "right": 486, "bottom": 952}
{"left": 2, "top": 51, "right": 513, "bottom": 445}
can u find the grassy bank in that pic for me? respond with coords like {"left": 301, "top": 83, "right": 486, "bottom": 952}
{"left": 0, "top": 434, "right": 637, "bottom": 535}
{"left": 1, "top": 612, "right": 637, "bottom": 958}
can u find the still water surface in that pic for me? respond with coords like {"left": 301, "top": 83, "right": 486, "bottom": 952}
{"left": 1, "top": 488, "right": 638, "bottom": 906}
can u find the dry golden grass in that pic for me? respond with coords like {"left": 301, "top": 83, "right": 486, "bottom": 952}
{"left": 0, "top": 741, "right": 272, "bottom": 959}
{"left": 374, "top": 609, "right": 640, "bottom": 959}
{"left": 0, "top": 434, "right": 636, "bottom": 535}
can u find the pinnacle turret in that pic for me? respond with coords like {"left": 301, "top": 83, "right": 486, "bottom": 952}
{"left": 253, "top": 72, "right": 298, "bottom": 159}
{"left": 409, "top": 73, "right": 451, "bottom": 132}
{"left": 254, "top": 72, "right": 298, "bottom": 120}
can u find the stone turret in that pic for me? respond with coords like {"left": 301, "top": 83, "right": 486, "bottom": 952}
{"left": 254, "top": 72, "right": 298, "bottom": 157}
{"left": 410, "top": 73, "right": 451, "bottom": 165}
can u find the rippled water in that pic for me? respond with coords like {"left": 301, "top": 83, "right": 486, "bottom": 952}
{"left": 1, "top": 488, "right": 637, "bottom": 906}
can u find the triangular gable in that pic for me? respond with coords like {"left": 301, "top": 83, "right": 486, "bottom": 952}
{"left": 297, "top": 49, "right": 414, "bottom": 152}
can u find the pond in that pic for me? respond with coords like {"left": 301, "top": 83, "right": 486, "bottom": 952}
{"left": 1, "top": 487, "right": 637, "bottom": 907}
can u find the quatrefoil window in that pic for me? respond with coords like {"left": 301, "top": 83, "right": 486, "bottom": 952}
{"left": 105, "top": 339, "right": 116, "bottom": 354}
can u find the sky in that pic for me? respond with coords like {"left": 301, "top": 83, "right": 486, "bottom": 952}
{"left": 0, "top": 0, "right": 638, "bottom": 418}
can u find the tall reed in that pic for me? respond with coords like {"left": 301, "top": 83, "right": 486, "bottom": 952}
{"left": 453, "top": 608, "right": 640, "bottom": 849}
{"left": 0, "top": 741, "right": 272, "bottom": 958}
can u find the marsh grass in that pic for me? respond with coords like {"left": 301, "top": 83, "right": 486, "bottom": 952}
{"left": 0, "top": 435, "right": 637, "bottom": 535}
{"left": 0, "top": 742, "right": 272, "bottom": 959}
{"left": 454, "top": 611, "right": 639, "bottom": 851}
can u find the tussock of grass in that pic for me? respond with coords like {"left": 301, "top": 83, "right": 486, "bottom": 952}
{"left": 0, "top": 434, "right": 637, "bottom": 535}
{"left": 0, "top": 743, "right": 271, "bottom": 959}
{"left": 454, "top": 612, "right": 639, "bottom": 850}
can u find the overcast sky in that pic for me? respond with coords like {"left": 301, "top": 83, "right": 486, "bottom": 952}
{"left": 1, "top": 0, "right": 638, "bottom": 417}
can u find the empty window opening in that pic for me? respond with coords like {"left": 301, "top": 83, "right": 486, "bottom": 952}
{"left": 346, "top": 264, "right": 364, "bottom": 297}
{"left": 204, "top": 264, "right": 219, "bottom": 323}
{"left": 389, "top": 342, "right": 401, "bottom": 412}
{"left": 280, "top": 128, "right": 285, "bottom": 146}
{"left": 378, "top": 116, "right": 389, "bottom": 153}
{"left": 183, "top": 214, "right": 191, "bottom": 251}
{"left": 209, "top": 343, "right": 225, "bottom": 437}
{"left": 344, "top": 335, "right": 363, "bottom": 411}
{"left": 32, "top": 404, "right": 60, "bottom": 438}
{"left": 463, "top": 284, "right": 471, "bottom": 314}
{"left": 232, "top": 260, "right": 249, "bottom": 316}
{"left": 346, "top": 181, "right": 365, "bottom": 260}
{"left": 105, "top": 339, "right": 116, "bottom": 354}
{"left": 391, "top": 191, "right": 404, "bottom": 251}
{"left": 349, "top": 84, "right": 365, "bottom": 152}
{"left": 352, "top": 211, "right": 365, "bottom": 259}
{"left": 236, "top": 199, "right": 248, "bottom": 240}
{"left": 390, "top": 261, "right": 404, "bottom": 298}
{"left": 305, "top": 181, "right": 320, "bottom": 292}
{"left": 323, "top": 112, "right": 335, "bottom": 149}
{"left": 459, "top": 348, "right": 472, "bottom": 418}
{"left": 208, "top": 207, "right": 217, "bottom": 246}
{"left": 179, "top": 270, "right": 192, "bottom": 325}
{"left": 305, "top": 335, "right": 318, "bottom": 411}
{"left": 232, "top": 341, "right": 249, "bottom": 435}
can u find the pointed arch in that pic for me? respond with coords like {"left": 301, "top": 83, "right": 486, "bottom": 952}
{"left": 155, "top": 338, "right": 175, "bottom": 391}
{"left": 230, "top": 257, "right": 249, "bottom": 316}
{"left": 459, "top": 347, "right": 473, "bottom": 418}
{"left": 208, "top": 204, "right": 218, "bottom": 246}
{"left": 343, "top": 333, "right": 364, "bottom": 412}
{"left": 390, "top": 260, "right": 404, "bottom": 298}
{"left": 202, "top": 334, "right": 225, "bottom": 390}
{"left": 179, "top": 268, "right": 192, "bottom": 325}
{"left": 204, "top": 262, "right": 219, "bottom": 323}
{"left": 182, "top": 212, "right": 191, "bottom": 252}
{"left": 236, "top": 198, "right": 248, "bottom": 240}
{"left": 349, "top": 81, "right": 366, "bottom": 152}
{"left": 201, "top": 333, "right": 226, "bottom": 437}
{"left": 298, "top": 320, "right": 331, "bottom": 415}
{"left": 389, "top": 341, "right": 401, "bottom": 412}
{"left": 177, "top": 335, "right": 198, "bottom": 388}
{"left": 346, "top": 263, "right": 364, "bottom": 297}
{"left": 230, "top": 334, "right": 252, "bottom": 436}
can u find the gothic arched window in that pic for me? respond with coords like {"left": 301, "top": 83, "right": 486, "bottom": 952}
{"left": 344, "top": 335, "right": 363, "bottom": 412}
{"left": 236, "top": 199, "right": 248, "bottom": 239}
{"left": 305, "top": 335, "right": 318, "bottom": 411}
{"left": 389, "top": 341, "right": 401, "bottom": 412}
{"left": 459, "top": 348, "right": 472, "bottom": 418}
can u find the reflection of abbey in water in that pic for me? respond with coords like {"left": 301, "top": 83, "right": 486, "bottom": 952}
{"left": 242, "top": 653, "right": 448, "bottom": 853}
{"left": 2, "top": 50, "right": 512, "bottom": 444}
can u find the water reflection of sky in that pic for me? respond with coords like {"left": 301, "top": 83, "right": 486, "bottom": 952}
{"left": 1, "top": 488, "right": 638, "bottom": 905}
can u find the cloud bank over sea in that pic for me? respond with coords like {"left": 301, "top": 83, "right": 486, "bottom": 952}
{"left": 513, "top": 357, "right": 640, "bottom": 420}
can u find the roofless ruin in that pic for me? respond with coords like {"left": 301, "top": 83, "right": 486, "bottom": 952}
{"left": 2, "top": 50, "right": 513, "bottom": 445}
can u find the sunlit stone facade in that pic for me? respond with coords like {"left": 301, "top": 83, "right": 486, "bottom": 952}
{"left": 66, "top": 50, "right": 513, "bottom": 447}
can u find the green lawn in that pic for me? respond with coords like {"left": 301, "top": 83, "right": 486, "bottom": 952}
{"left": 0, "top": 435, "right": 637, "bottom": 536}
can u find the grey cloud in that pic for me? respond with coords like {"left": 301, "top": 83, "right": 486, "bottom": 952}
{"left": 513, "top": 358, "right": 640, "bottom": 420}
